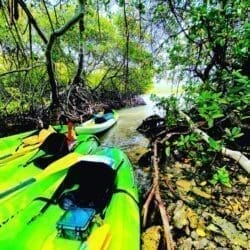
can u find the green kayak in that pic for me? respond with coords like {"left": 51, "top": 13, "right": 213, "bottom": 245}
{"left": 0, "top": 133, "right": 99, "bottom": 200}
{"left": 0, "top": 125, "right": 68, "bottom": 162}
{"left": 0, "top": 130, "right": 37, "bottom": 160}
{"left": 75, "top": 110, "right": 118, "bottom": 135}
{"left": 0, "top": 147, "right": 140, "bottom": 250}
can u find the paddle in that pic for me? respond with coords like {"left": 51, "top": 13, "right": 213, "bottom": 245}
{"left": 0, "top": 152, "right": 80, "bottom": 200}
{"left": 80, "top": 224, "right": 111, "bottom": 250}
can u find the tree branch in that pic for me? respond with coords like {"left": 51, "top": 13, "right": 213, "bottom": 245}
{"left": 153, "top": 142, "right": 175, "bottom": 250}
{"left": 142, "top": 142, "right": 175, "bottom": 250}
{"left": 72, "top": 17, "right": 85, "bottom": 85}
{"left": 0, "top": 64, "right": 45, "bottom": 78}
{"left": 179, "top": 111, "right": 250, "bottom": 173}
{"left": 17, "top": 0, "right": 48, "bottom": 44}
{"left": 166, "top": 0, "right": 197, "bottom": 44}
{"left": 45, "top": 0, "right": 85, "bottom": 107}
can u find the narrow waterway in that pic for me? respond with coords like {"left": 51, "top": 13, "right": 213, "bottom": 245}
{"left": 100, "top": 81, "right": 179, "bottom": 152}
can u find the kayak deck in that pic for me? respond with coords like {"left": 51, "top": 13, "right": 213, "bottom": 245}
{"left": 0, "top": 147, "right": 140, "bottom": 250}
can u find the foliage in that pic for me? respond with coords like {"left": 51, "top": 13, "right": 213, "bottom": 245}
{"left": 0, "top": 1, "right": 154, "bottom": 115}
{"left": 151, "top": 94, "right": 178, "bottom": 127}
{"left": 174, "top": 134, "right": 199, "bottom": 150}
{"left": 149, "top": 0, "right": 249, "bottom": 161}
{"left": 223, "top": 127, "right": 244, "bottom": 141}
{"left": 196, "top": 91, "right": 224, "bottom": 128}
{"left": 207, "top": 138, "right": 222, "bottom": 152}
{"left": 210, "top": 166, "right": 231, "bottom": 187}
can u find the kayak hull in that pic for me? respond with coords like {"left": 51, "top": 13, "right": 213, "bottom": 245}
{"left": 75, "top": 111, "right": 118, "bottom": 134}
{"left": 0, "top": 147, "right": 140, "bottom": 250}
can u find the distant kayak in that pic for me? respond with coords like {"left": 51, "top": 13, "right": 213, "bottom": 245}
{"left": 75, "top": 110, "right": 118, "bottom": 134}
{"left": 0, "top": 147, "right": 140, "bottom": 250}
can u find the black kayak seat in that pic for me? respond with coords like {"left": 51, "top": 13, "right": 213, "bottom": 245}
{"left": 56, "top": 155, "right": 116, "bottom": 211}
{"left": 39, "top": 133, "right": 69, "bottom": 155}
{"left": 55, "top": 155, "right": 115, "bottom": 240}
{"left": 33, "top": 133, "right": 69, "bottom": 169}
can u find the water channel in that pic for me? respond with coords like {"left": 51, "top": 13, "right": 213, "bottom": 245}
{"left": 100, "top": 95, "right": 156, "bottom": 150}
{"left": 100, "top": 82, "right": 174, "bottom": 154}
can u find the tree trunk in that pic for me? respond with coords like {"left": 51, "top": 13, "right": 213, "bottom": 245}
{"left": 72, "top": 11, "right": 85, "bottom": 86}
{"left": 123, "top": 0, "right": 129, "bottom": 97}
{"left": 45, "top": 0, "right": 86, "bottom": 108}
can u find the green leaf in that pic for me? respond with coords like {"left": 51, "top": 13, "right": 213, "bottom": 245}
{"left": 210, "top": 173, "right": 219, "bottom": 185}
{"left": 165, "top": 146, "right": 171, "bottom": 157}
{"left": 210, "top": 167, "right": 231, "bottom": 187}
{"left": 233, "top": 133, "right": 244, "bottom": 138}
{"left": 207, "top": 119, "right": 214, "bottom": 128}
{"left": 212, "top": 113, "right": 224, "bottom": 119}
{"left": 208, "top": 137, "right": 221, "bottom": 151}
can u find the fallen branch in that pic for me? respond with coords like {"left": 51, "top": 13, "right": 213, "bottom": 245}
{"left": 142, "top": 185, "right": 155, "bottom": 227}
{"left": 159, "top": 131, "right": 189, "bottom": 144}
{"left": 142, "top": 142, "right": 175, "bottom": 250}
{"left": 179, "top": 111, "right": 250, "bottom": 173}
{"left": 153, "top": 142, "right": 175, "bottom": 250}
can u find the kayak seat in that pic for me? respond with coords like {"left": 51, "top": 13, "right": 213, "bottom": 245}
{"left": 56, "top": 207, "right": 95, "bottom": 240}
{"left": 55, "top": 159, "right": 115, "bottom": 240}
{"left": 33, "top": 133, "right": 69, "bottom": 169}
{"left": 39, "top": 133, "right": 69, "bottom": 155}
{"left": 94, "top": 112, "right": 114, "bottom": 124}
{"left": 103, "top": 112, "right": 114, "bottom": 120}
{"left": 56, "top": 160, "right": 116, "bottom": 211}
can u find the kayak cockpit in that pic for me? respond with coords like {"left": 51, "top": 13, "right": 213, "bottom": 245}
{"left": 52, "top": 156, "right": 116, "bottom": 240}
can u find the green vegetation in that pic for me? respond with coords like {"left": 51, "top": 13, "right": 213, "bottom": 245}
{"left": 0, "top": 1, "right": 153, "bottom": 118}
{"left": 210, "top": 166, "right": 231, "bottom": 187}
{"left": 148, "top": 0, "right": 249, "bottom": 171}
{"left": 0, "top": 1, "right": 249, "bottom": 248}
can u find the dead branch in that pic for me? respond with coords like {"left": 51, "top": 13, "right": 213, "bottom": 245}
{"left": 142, "top": 185, "right": 155, "bottom": 227}
{"left": 142, "top": 142, "right": 175, "bottom": 250}
{"left": 153, "top": 142, "right": 175, "bottom": 250}
{"left": 159, "top": 131, "right": 189, "bottom": 144}
{"left": 179, "top": 111, "right": 250, "bottom": 173}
